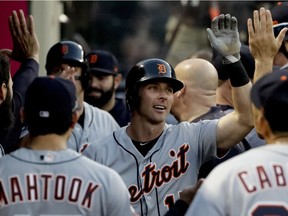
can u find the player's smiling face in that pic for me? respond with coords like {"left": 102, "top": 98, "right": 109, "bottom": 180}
{"left": 137, "top": 81, "right": 174, "bottom": 123}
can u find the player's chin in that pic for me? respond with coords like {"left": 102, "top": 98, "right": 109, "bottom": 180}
{"left": 151, "top": 113, "right": 168, "bottom": 123}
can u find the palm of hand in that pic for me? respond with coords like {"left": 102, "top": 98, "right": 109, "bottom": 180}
{"left": 212, "top": 29, "right": 241, "bottom": 56}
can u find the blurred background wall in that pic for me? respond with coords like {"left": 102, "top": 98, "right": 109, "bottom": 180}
{"left": 0, "top": 0, "right": 275, "bottom": 81}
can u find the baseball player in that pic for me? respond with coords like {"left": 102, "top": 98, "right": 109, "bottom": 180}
{"left": 185, "top": 7, "right": 288, "bottom": 216}
{"left": 84, "top": 50, "right": 131, "bottom": 126}
{"left": 45, "top": 41, "right": 120, "bottom": 152}
{"left": 0, "top": 76, "right": 133, "bottom": 215}
{"left": 0, "top": 10, "right": 39, "bottom": 156}
{"left": 82, "top": 13, "right": 254, "bottom": 216}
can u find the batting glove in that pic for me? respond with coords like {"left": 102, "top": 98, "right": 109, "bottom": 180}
{"left": 207, "top": 14, "right": 241, "bottom": 64}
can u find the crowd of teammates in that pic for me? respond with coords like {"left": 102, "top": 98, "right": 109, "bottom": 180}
{"left": 0, "top": 2, "right": 288, "bottom": 216}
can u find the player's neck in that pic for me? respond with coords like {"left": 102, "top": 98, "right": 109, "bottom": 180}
{"left": 127, "top": 121, "right": 164, "bottom": 142}
{"left": 27, "top": 134, "right": 68, "bottom": 151}
{"left": 101, "top": 97, "right": 115, "bottom": 112}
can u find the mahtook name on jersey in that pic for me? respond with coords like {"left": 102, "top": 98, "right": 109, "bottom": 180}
{"left": 0, "top": 173, "right": 100, "bottom": 210}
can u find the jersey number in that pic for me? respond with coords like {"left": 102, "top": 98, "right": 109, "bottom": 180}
{"left": 164, "top": 195, "right": 175, "bottom": 210}
{"left": 251, "top": 204, "right": 288, "bottom": 216}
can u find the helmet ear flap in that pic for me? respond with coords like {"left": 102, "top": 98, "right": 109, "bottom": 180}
{"left": 126, "top": 89, "right": 135, "bottom": 111}
{"left": 125, "top": 86, "right": 139, "bottom": 111}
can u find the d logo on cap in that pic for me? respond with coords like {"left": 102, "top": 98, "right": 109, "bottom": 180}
{"left": 89, "top": 54, "right": 98, "bottom": 64}
{"left": 61, "top": 45, "right": 69, "bottom": 55}
{"left": 157, "top": 64, "right": 166, "bottom": 75}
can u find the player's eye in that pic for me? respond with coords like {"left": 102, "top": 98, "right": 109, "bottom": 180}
{"left": 166, "top": 88, "right": 173, "bottom": 94}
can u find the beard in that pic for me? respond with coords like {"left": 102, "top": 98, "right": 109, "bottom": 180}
{"left": 84, "top": 83, "right": 114, "bottom": 108}
{"left": 0, "top": 89, "right": 14, "bottom": 131}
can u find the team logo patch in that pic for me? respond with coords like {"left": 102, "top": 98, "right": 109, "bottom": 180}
{"left": 61, "top": 45, "right": 69, "bottom": 55}
{"left": 89, "top": 54, "right": 98, "bottom": 64}
{"left": 157, "top": 64, "right": 166, "bottom": 75}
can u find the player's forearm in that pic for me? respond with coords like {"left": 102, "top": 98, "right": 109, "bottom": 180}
{"left": 216, "top": 60, "right": 253, "bottom": 150}
{"left": 224, "top": 61, "right": 253, "bottom": 129}
{"left": 253, "top": 59, "right": 273, "bottom": 83}
{"left": 231, "top": 82, "right": 253, "bottom": 126}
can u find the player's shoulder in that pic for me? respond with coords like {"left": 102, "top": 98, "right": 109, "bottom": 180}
{"left": 84, "top": 102, "right": 110, "bottom": 116}
{"left": 169, "top": 119, "right": 218, "bottom": 131}
{"left": 83, "top": 102, "right": 120, "bottom": 127}
{"left": 209, "top": 146, "right": 268, "bottom": 175}
{"left": 96, "top": 126, "right": 126, "bottom": 145}
{"left": 82, "top": 127, "right": 124, "bottom": 155}
{"left": 81, "top": 154, "right": 123, "bottom": 177}
{"left": 84, "top": 102, "right": 119, "bottom": 120}
{"left": 83, "top": 101, "right": 109, "bottom": 115}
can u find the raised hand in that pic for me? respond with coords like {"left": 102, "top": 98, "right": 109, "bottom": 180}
{"left": 1, "top": 10, "right": 39, "bottom": 63}
{"left": 247, "top": 7, "right": 287, "bottom": 81}
{"left": 207, "top": 14, "right": 241, "bottom": 64}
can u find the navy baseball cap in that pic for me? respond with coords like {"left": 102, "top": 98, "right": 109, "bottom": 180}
{"left": 86, "top": 50, "right": 119, "bottom": 76}
{"left": 24, "top": 76, "right": 78, "bottom": 136}
{"left": 271, "top": 2, "right": 288, "bottom": 40}
{"left": 271, "top": 2, "right": 288, "bottom": 25}
{"left": 251, "top": 70, "right": 288, "bottom": 132}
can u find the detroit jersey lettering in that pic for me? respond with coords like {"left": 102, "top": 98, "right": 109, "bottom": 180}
{"left": 83, "top": 120, "right": 218, "bottom": 216}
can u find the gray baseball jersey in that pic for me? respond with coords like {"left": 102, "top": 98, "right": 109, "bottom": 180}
{"left": 83, "top": 120, "right": 218, "bottom": 216}
{"left": 68, "top": 102, "right": 120, "bottom": 152}
{"left": 0, "top": 148, "right": 132, "bottom": 216}
{"left": 186, "top": 144, "right": 288, "bottom": 216}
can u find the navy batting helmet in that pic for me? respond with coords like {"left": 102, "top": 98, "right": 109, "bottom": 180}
{"left": 125, "top": 58, "right": 183, "bottom": 110}
{"left": 45, "top": 41, "right": 90, "bottom": 89}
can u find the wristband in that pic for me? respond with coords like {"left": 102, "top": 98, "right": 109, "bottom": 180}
{"left": 226, "top": 61, "right": 250, "bottom": 87}
{"left": 222, "top": 53, "right": 240, "bottom": 64}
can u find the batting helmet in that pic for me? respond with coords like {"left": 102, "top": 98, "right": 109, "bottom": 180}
{"left": 125, "top": 58, "right": 184, "bottom": 110}
{"left": 45, "top": 41, "right": 90, "bottom": 89}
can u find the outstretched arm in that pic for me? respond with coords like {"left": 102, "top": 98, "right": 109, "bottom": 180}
{"left": 0, "top": 10, "right": 39, "bottom": 154}
{"left": 207, "top": 14, "right": 253, "bottom": 150}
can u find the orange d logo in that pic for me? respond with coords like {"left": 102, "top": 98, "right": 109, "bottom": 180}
{"left": 61, "top": 45, "right": 69, "bottom": 55}
{"left": 157, "top": 64, "right": 166, "bottom": 75}
{"left": 89, "top": 54, "right": 98, "bottom": 64}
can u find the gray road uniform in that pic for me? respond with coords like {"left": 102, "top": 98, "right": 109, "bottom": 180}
{"left": 83, "top": 120, "right": 218, "bottom": 216}
{"left": 0, "top": 148, "right": 132, "bottom": 216}
{"left": 68, "top": 102, "right": 120, "bottom": 152}
{"left": 186, "top": 144, "right": 288, "bottom": 216}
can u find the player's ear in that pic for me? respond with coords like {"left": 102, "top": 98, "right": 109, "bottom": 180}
{"left": 114, "top": 73, "right": 122, "bottom": 89}
{"left": 0, "top": 82, "right": 7, "bottom": 103}
{"left": 70, "top": 111, "right": 80, "bottom": 129}
{"left": 20, "top": 107, "right": 25, "bottom": 123}
{"left": 175, "top": 84, "right": 185, "bottom": 98}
